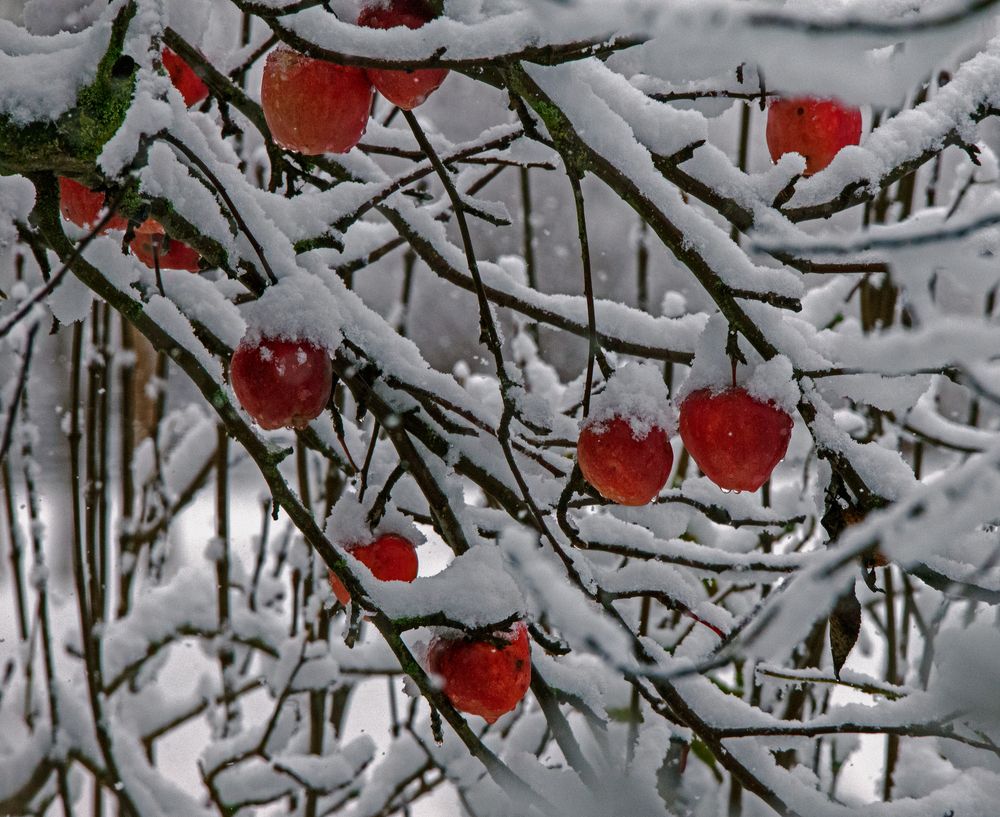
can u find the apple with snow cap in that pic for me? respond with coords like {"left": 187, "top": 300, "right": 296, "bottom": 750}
{"left": 261, "top": 46, "right": 374, "bottom": 155}
{"left": 230, "top": 336, "right": 333, "bottom": 430}
{"left": 427, "top": 622, "right": 531, "bottom": 723}
{"left": 766, "top": 97, "right": 862, "bottom": 176}
{"left": 678, "top": 387, "right": 793, "bottom": 492}
{"left": 357, "top": 0, "right": 449, "bottom": 110}
{"left": 328, "top": 532, "right": 418, "bottom": 605}
{"left": 576, "top": 363, "right": 674, "bottom": 506}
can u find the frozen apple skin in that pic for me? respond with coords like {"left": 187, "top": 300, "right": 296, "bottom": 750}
{"left": 577, "top": 416, "right": 673, "bottom": 506}
{"left": 327, "top": 533, "right": 419, "bottom": 605}
{"left": 261, "top": 47, "right": 374, "bottom": 154}
{"left": 59, "top": 178, "right": 128, "bottom": 233}
{"left": 357, "top": 1, "right": 448, "bottom": 110}
{"left": 230, "top": 337, "right": 333, "bottom": 430}
{"left": 765, "top": 97, "right": 862, "bottom": 176}
{"left": 678, "top": 388, "right": 793, "bottom": 492}
{"left": 129, "top": 219, "right": 201, "bottom": 272}
{"left": 162, "top": 47, "right": 209, "bottom": 107}
{"left": 428, "top": 623, "right": 531, "bottom": 724}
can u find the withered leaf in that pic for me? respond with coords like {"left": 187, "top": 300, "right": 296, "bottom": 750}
{"left": 829, "top": 587, "right": 862, "bottom": 679}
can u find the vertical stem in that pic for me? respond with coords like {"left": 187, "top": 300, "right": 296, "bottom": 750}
{"left": 519, "top": 166, "right": 540, "bottom": 346}
{"left": 730, "top": 101, "right": 751, "bottom": 245}
{"left": 2, "top": 460, "right": 28, "bottom": 642}
{"left": 215, "top": 425, "right": 236, "bottom": 736}
{"left": 97, "top": 304, "right": 111, "bottom": 621}
{"left": 626, "top": 595, "right": 651, "bottom": 763}
{"left": 118, "top": 317, "right": 137, "bottom": 617}
{"left": 882, "top": 568, "right": 899, "bottom": 801}
{"left": 635, "top": 218, "right": 649, "bottom": 314}
{"left": 85, "top": 303, "right": 102, "bottom": 622}
{"left": 397, "top": 248, "right": 417, "bottom": 339}
{"left": 569, "top": 173, "right": 598, "bottom": 417}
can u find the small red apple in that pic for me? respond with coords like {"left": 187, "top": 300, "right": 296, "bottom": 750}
{"left": 577, "top": 416, "right": 673, "bottom": 506}
{"left": 765, "top": 97, "right": 862, "bottom": 176}
{"left": 58, "top": 177, "right": 128, "bottom": 233}
{"left": 162, "top": 47, "right": 209, "bottom": 107}
{"left": 427, "top": 622, "right": 531, "bottom": 724}
{"left": 261, "top": 47, "right": 374, "bottom": 154}
{"left": 327, "top": 533, "right": 419, "bottom": 605}
{"left": 129, "top": 219, "right": 201, "bottom": 272}
{"left": 357, "top": 0, "right": 448, "bottom": 110}
{"left": 230, "top": 336, "right": 333, "bottom": 430}
{"left": 678, "top": 388, "right": 793, "bottom": 492}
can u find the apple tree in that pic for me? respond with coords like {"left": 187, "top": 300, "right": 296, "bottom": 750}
{"left": 2, "top": 0, "right": 1000, "bottom": 815}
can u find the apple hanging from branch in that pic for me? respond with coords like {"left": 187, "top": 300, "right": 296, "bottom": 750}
{"left": 427, "top": 622, "right": 531, "bottom": 724}
{"left": 678, "top": 388, "right": 793, "bottom": 492}
{"left": 229, "top": 336, "right": 333, "bottom": 429}
{"left": 357, "top": 0, "right": 449, "bottom": 111}
{"left": 577, "top": 417, "right": 673, "bottom": 506}
{"left": 766, "top": 97, "right": 862, "bottom": 176}
{"left": 327, "top": 533, "right": 419, "bottom": 605}
{"left": 261, "top": 47, "right": 374, "bottom": 154}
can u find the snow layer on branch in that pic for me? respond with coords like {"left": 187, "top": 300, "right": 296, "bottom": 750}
{"left": 241, "top": 273, "right": 343, "bottom": 351}
{"left": 527, "top": 60, "right": 803, "bottom": 300}
{"left": 582, "top": 361, "right": 674, "bottom": 437}
{"left": 784, "top": 33, "right": 1000, "bottom": 209}
{"left": 678, "top": 315, "right": 801, "bottom": 413}
{"left": 101, "top": 566, "right": 218, "bottom": 683}
{"left": 367, "top": 544, "right": 524, "bottom": 628}
{"left": 325, "top": 496, "right": 424, "bottom": 549}
{"left": 613, "top": 0, "right": 990, "bottom": 108}
{"left": 0, "top": 1, "right": 117, "bottom": 123}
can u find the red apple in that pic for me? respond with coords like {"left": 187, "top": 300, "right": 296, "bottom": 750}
{"left": 229, "top": 336, "right": 333, "bottom": 430}
{"left": 261, "top": 47, "right": 374, "bottom": 154}
{"left": 577, "top": 416, "right": 673, "bottom": 506}
{"left": 59, "top": 177, "right": 128, "bottom": 233}
{"left": 327, "top": 533, "right": 419, "bottom": 605}
{"left": 129, "top": 219, "right": 201, "bottom": 272}
{"left": 765, "top": 97, "right": 862, "bottom": 176}
{"left": 427, "top": 623, "right": 531, "bottom": 724}
{"left": 357, "top": 0, "right": 448, "bottom": 110}
{"left": 162, "top": 47, "right": 209, "bottom": 107}
{"left": 678, "top": 388, "right": 793, "bottom": 492}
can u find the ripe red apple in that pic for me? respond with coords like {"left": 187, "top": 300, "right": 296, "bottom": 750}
{"left": 765, "top": 97, "right": 862, "bottom": 176}
{"left": 129, "top": 219, "right": 201, "bottom": 272}
{"left": 357, "top": 0, "right": 448, "bottom": 110}
{"left": 427, "top": 622, "right": 531, "bottom": 724}
{"left": 678, "top": 388, "right": 793, "bottom": 492}
{"left": 327, "top": 533, "right": 419, "bottom": 605}
{"left": 577, "top": 416, "right": 673, "bottom": 506}
{"left": 58, "top": 177, "right": 128, "bottom": 233}
{"left": 229, "top": 336, "right": 333, "bottom": 430}
{"left": 162, "top": 47, "right": 209, "bottom": 107}
{"left": 261, "top": 47, "right": 374, "bottom": 154}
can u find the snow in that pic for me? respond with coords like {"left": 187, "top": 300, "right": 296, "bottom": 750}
{"left": 581, "top": 361, "right": 674, "bottom": 437}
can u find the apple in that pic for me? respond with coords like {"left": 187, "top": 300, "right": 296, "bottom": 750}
{"left": 427, "top": 622, "right": 531, "bottom": 724}
{"left": 577, "top": 416, "right": 673, "bottom": 506}
{"left": 327, "top": 532, "right": 419, "bottom": 605}
{"left": 357, "top": 0, "right": 449, "bottom": 110}
{"left": 229, "top": 335, "right": 333, "bottom": 430}
{"left": 129, "top": 219, "right": 201, "bottom": 272}
{"left": 162, "top": 47, "right": 209, "bottom": 107}
{"left": 261, "top": 47, "right": 374, "bottom": 154}
{"left": 678, "top": 388, "right": 793, "bottom": 492}
{"left": 58, "top": 177, "right": 128, "bottom": 233}
{"left": 765, "top": 97, "right": 862, "bottom": 176}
